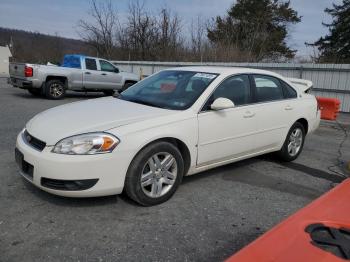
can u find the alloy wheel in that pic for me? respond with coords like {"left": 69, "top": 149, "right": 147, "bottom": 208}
{"left": 288, "top": 127, "right": 303, "bottom": 157}
{"left": 50, "top": 83, "right": 64, "bottom": 98}
{"left": 140, "top": 152, "right": 178, "bottom": 198}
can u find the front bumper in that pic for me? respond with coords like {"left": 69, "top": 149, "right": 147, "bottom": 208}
{"left": 15, "top": 131, "right": 129, "bottom": 197}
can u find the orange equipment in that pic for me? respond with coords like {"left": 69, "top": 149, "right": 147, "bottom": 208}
{"left": 316, "top": 97, "right": 341, "bottom": 121}
{"left": 226, "top": 179, "right": 350, "bottom": 262}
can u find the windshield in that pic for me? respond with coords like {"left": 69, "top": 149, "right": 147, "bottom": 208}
{"left": 119, "top": 70, "right": 218, "bottom": 110}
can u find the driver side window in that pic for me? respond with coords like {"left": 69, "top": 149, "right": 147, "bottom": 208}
{"left": 203, "top": 75, "right": 251, "bottom": 111}
{"left": 99, "top": 60, "right": 117, "bottom": 73}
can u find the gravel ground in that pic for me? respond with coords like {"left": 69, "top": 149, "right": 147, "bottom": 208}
{"left": 0, "top": 78, "right": 349, "bottom": 262}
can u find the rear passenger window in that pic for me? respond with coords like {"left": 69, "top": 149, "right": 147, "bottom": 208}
{"left": 85, "top": 58, "right": 97, "bottom": 70}
{"left": 282, "top": 82, "right": 297, "bottom": 99}
{"left": 253, "top": 75, "right": 284, "bottom": 102}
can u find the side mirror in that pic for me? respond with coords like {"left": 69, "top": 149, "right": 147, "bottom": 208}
{"left": 114, "top": 67, "right": 119, "bottom": 73}
{"left": 210, "top": 98, "right": 235, "bottom": 111}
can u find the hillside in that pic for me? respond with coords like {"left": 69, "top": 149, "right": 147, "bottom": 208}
{"left": 0, "top": 27, "right": 95, "bottom": 64}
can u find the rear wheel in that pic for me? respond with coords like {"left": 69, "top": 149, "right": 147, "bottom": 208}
{"left": 277, "top": 122, "right": 305, "bottom": 162}
{"left": 124, "top": 141, "right": 184, "bottom": 206}
{"left": 45, "top": 80, "right": 65, "bottom": 100}
{"left": 27, "top": 88, "right": 42, "bottom": 97}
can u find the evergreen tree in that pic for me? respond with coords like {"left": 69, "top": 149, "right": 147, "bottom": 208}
{"left": 207, "top": 0, "right": 301, "bottom": 62}
{"left": 312, "top": 0, "right": 350, "bottom": 63}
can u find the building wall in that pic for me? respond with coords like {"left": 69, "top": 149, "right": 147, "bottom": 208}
{"left": 112, "top": 61, "right": 350, "bottom": 112}
{"left": 0, "top": 46, "right": 12, "bottom": 77}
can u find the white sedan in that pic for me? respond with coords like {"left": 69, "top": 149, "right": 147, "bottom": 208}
{"left": 15, "top": 67, "right": 320, "bottom": 206}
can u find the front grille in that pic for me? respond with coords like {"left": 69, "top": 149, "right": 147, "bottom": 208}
{"left": 41, "top": 178, "right": 99, "bottom": 191}
{"left": 15, "top": 148, "right": 34, "bottom": 180}
{"left": 23, "top": 130, "right": 46, "bottom": 151}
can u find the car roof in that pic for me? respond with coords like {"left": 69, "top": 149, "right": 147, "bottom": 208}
{"left": 164, "top": 66, "right": 282, "bottom": 78}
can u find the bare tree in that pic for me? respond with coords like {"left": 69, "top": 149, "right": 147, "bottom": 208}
{"left": 117, "top": 1, "right": 184, "bottom": 61}
{"left": 78, "top": 0, "right": 119, "bottom": 59}
{"left": 157, "top": 8, "right": 183, "bottom": 60}
{"left": 122, "top": 0, "right": 159, "bottom": 60}
{"left": 190, "top": 16, "right": 207, "bottom": 62}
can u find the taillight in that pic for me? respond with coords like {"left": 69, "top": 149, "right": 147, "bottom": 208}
{"left": 24, "top": 66, "right": 33, "bottom": 77}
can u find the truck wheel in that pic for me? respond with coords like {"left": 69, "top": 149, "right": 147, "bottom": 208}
{"left": 28, "top": 88, "right": 42, "bottom": 97}
{"left": 122, "top": 82, "right": 136, "bottom": 91}
{"left": 103, "top": 90, "right": 114, "bottom": 96}
{"left": 45, "top": 80, "right": 65, "bottom": 100}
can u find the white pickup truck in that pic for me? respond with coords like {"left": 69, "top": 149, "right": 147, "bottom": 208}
{"left": 9, "top": 55, "right": 140, "bottom": 99}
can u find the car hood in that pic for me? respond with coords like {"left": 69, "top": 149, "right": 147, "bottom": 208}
{"left": 26, "top": 97, "right": 175, "bottom": 145}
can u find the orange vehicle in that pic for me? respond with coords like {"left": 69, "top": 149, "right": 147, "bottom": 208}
{"left": 226, "top": 179, "right": 350, "bottom": 261}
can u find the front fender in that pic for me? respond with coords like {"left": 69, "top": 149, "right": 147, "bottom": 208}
{"left": 109, "top": 116, "right": 198, "bottom": 172}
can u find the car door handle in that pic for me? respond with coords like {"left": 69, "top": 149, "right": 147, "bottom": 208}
{"left": 285, "top": 105, "right": 293, "bottom": 110}
{"left": 243, "top": 111, "right": 256, "bottom": 118}
{"left": 101, "top": 73, "right": 107, "bottom": 76}
{"left": 85, "top": 72, "right": 91, "bottom": 75}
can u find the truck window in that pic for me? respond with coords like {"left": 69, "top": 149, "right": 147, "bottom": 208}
{"left": 85, "top": 58, "right": 97, "bottom": 70}
{"left": 100, "top": 60, "right": 116, "bottom": 72}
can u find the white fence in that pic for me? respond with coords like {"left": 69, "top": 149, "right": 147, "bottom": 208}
{"left": 112, "top": 61, "right": 350, "bottom": 112}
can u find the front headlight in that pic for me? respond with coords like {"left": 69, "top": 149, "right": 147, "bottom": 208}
{"left": 52, "top": 133, "right": 119, "bottom": 155}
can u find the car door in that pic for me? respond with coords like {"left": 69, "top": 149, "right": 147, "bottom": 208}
{"left": 250, "top": 74, "right": 296, "bottom": 151}
{"left": 197, "top": 74, "right": 258, "bottom": 166}
{"left": 97, "top": 60, "right": 123, "bottom": 90}
{"left": 82, "top": 58, "right": 101, "bottom": 89}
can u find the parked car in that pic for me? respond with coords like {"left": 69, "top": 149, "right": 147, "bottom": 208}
{"left": 15, "top": 67, "right": 320, "bottom": 206}
{"left": 9, "top": 54, "right": 139, "bottom": 99}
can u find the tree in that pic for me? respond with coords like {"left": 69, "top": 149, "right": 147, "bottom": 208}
{"left": 311, "top": 0, "right": 350, "bottom": 63}
{"left": 121, "top": 0, "right": 159, "bottom": 60}
{"left": 119, "top": 1, "right": 184, "bottom": 61}
{"left": 190, "top": 16, "right": 207, "bottom": 61}
{"left": 157, "top": 8, "right": 183, "bottom": 61}
{"left": 78, "top": 0, "right": 119, "bottom": 59}
{"left": 207, "top": 0, "right": 301, "bottom": 62}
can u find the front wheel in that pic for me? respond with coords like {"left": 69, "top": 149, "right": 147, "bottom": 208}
{"left": 44, "top": 80, "right": 65, "bottom": 100}
{"left": 277, "top": 122, "right": 305, "bottom": 162}
{"left": 124, "top": 142, "right": 184, "bottom": 206}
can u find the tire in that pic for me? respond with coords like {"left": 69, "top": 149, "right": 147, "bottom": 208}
{"left": 103, "top": 90, "right": 115, "bottom": 96}
{"left": 124, "top": 141, "right": 184, "bottom": 206}
{"left": 28, "top": 88, "right": 42, "bottom": 97}
{"left": 277, "top": 122, "right": 306, "bottom": 162}
{"left": 122, "top": 82, "right": 136, "bottom": 91}
{"left": 44, "top": 80, "right": 65, "bottom": 100}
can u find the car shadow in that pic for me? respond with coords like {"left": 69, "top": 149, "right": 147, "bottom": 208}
{"left": 182, "top": 157, "right": 260, "bottom": 185}
{"left": 182, "top": 155, "right": 329, "bottom": 200}
{"left": 21, "top": 153, "right": 339, "bottom": 207}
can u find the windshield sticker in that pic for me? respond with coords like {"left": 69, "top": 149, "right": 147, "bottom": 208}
{"left": 193, "top": 73, "right": 217, "bottom": 79}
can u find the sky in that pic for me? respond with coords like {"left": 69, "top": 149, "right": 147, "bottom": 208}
{"left": 0, "top": 0, "right": 343, "bottom": 57}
